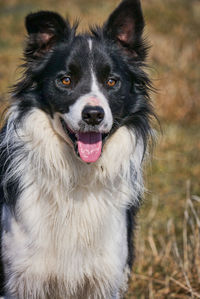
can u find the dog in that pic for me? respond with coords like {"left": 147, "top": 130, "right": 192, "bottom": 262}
{"left": 0, "top": 0, "right": 153, "bottom": 298}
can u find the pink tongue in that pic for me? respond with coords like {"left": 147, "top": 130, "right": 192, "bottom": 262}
{"left": 77, "top": 132, "right": 102, "bottom": 163}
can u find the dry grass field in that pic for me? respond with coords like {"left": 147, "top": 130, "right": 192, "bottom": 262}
{"left": 0, "top": 0, "right": 200, "bottom": 298}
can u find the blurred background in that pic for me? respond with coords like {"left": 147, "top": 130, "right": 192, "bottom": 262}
{"left": 0, "top": 0, "right": 199, "bottom": 297}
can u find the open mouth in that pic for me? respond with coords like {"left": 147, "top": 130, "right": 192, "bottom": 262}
{"left": 60, "top": 118, "right": 108, "bottom": 163}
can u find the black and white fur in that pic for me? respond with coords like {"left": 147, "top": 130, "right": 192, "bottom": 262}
{"left": 0, "top": 0, "right": 154, "bottom": 298}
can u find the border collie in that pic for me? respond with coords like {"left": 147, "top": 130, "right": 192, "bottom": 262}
{"left": 0, "top": 0, "right": 154, "bottom": 298}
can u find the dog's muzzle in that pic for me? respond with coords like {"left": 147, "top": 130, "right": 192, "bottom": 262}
{"left": 60, "top": 105, "right": 110, "bottom": 163}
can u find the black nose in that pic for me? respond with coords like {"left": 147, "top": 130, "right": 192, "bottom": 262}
{"left": 82, "top": 106, "right": 105, "bottom": 126}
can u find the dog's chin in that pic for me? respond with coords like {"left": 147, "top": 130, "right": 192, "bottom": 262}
{"left": 60, "top": 118, "right": 109, "bottom": 163}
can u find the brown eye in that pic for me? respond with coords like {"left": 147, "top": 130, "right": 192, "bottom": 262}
{"left": 106, "top": 78, "right": 117, "bottom": 87}
{"left": 61, "top": 76, "right": 71, "bottom": 86}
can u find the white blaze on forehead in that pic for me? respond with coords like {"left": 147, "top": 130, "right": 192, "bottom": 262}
{"left": 91, "top": 71, "right": 102, "bottom": 96}
{"left": 88, "top": 39, "right": 93, "bottom": 51}
{"left": 90, "top": 70, "right": 113, "bottom": 127}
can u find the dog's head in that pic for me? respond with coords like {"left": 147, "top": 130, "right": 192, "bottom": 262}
{"left": 15, "top": 0, "right": 152, "bottom": 163}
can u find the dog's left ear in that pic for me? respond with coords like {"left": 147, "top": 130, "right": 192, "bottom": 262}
{"left": 25, "top": 11, "right": 71, "bottom": 59}
{"left": 103, "top": 0, "right": 145, "bottom": 58}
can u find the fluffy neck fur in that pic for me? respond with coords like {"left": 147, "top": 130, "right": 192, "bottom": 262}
{"left": 2, "top": 106, "right": 144, "bottom": 209}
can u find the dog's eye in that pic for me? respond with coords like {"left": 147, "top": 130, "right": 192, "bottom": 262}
{"left": 61, "top": 76, "right": 71, "bottom": 86}
{"left": 106, "top": 79, "right": 117, "bottom": 87}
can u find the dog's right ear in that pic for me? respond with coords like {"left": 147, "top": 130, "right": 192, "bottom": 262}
{"left": 25, "top": 11, "right": 71, "bottom": 59}
{"left": 103, "top": 0, "right": 145, "bottom": 59}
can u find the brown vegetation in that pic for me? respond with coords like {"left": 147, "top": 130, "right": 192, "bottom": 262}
{"left": 127, "top": 182, "right": 200, "bottom": 298}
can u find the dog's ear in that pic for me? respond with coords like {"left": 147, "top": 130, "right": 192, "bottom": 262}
{"left": 25, "top": 11, "right": 70, "bottom": 59}
{"left": 103, "top": 0, "right": 145, "bottom": 58}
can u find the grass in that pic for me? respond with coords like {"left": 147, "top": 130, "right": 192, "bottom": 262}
{"left": 127, "top": 123, "right": 200, "bottom": 298}
{"left": 0, "top": 0, "right": 199, "bottom": 298}
{"left": 128, "top": 187, "right": 200, "bottom": 298}
{"left": 144, "top": 0, "right": 200, "bottom": 124}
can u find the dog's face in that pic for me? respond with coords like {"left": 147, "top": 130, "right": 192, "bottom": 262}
{"left": 18, "top": 0, "right": 150, "bottom": 163}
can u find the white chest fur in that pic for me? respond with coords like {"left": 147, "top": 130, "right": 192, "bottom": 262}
{"left": 2, "top": 108, "right": 144, "bottom": 298}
